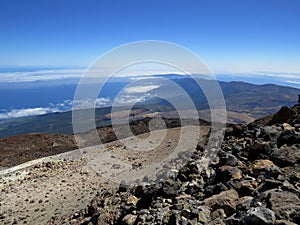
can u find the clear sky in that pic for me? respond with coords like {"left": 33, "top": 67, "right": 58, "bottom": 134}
{"left": 0, "top": 0, "right": 300, "bottom": 73}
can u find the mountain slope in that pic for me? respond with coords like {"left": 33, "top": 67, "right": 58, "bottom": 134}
{"left": 0, "top": 79, "right": 299, "bottom": 138}
{"left": 51, "top": 103, "right": 300, "bottom": 225}
{"left": 1, "top": 102, "right": 299, "bottom": 224}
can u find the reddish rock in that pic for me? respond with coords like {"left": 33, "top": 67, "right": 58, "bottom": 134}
{"left": 204, "top": 189, "right": 239, "bottom": 216}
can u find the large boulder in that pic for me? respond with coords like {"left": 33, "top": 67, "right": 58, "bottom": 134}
{"left": 269, "top": 106, "right": 296, "bottom": 125}
{"left": 203, "top": 189, "right": 239, "bottom": 216}
{"left": 277, "top": 130, "right": 300, "bottom": 147}
{"left": 271, "top": 145, "right": 300, "bottom": 167}
{"left": 268, "top": 190, "right": 300, "bottom": 221}
{"left": 249, "top": 159, "right": 280, "bottom": 176}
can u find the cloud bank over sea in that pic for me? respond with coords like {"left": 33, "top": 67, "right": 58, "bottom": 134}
{"left": 1, "top": 67, "right": 300, "bottom": 120}
{"left": 0, "top": 98, "right": 112, "bottom": 120}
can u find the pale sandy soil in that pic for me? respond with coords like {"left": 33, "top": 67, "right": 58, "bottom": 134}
{"left": 0, "top": 126, "right": 209, "bottom": 225}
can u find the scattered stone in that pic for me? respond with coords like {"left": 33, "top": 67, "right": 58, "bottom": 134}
{"left": 219, "top": 152, "right": 238, "bottom": 166}
{"left": 161, "top": 179, "right": 181, "bottom": 197}
{"left": 122, "top": 214, "right": 137, "bottom": 225}
{"left": 236, "top": 196, "right": 253, "bottom": 213}
{"left": 203, "top": 189, "right": 239, "bottom": 216}
{"left": 217, "top": 166, "right": 242, "bottom": 181}
{"left": 250, "top": 159, "right": 280, "bottom": 176}
{"left": 282, "top": 123, "right": 295, "bottom": 131}
{"left": 111, "top": 164, "right": 121, "bottom": 169}
{"left": 162, "top": 210, "right": 179, "bottom": 225}
{"left": 242, "top": 207, "right": 275, "bottom": 225}
{"left": 126, "top": 195, "right": 139, "bottom": 205}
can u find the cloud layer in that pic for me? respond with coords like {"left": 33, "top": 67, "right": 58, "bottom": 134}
{"left": 0, "top": 97, "right": 112, "bottom": 120}
{"left": 124, "top": 85, "right": 160, "bottom": 93}
{"left": 0, "top": 69, "right": 85, "bottom": 82}
{"left": 0, "top": 107, "right": 57, "bottom": 119}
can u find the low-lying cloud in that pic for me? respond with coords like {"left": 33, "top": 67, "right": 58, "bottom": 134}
{"left": 0, "top": 68, "right": 85, "bottom": 82}
{"left": 72, "top": 98, "right": 112, "bottom": 109}
{"left": 0, "top": 97, "right": 112, "bottom": 120}
{"left": 0, "top": 107, "right": 58, "bottom": 120}
{"left": 124, "top": 85, "right": 160, "bottom": 93}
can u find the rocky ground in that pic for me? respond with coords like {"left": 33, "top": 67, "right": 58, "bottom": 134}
{"left": 0, "top": 126, "right": 209, "bottom": 225}
{"left": 49, "top": 104, "right": 300, "bottom": 225}
{"left": 1, "top": 104, "right": 300, "bottom": 225}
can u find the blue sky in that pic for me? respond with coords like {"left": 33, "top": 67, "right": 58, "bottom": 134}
{"left": 0, "top": 0, "right": 300, "bottom": 73}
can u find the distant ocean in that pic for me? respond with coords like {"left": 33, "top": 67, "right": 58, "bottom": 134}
{"left": 1, "top": 67, "right": 300, "bottom": 120}
{"left": 0, "top": 79, "right": 127, "bottom": 120}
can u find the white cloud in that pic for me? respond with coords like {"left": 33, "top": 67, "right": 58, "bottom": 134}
{"left": 0, "top": 69, "right": 85, "bottom": 82}
{"left": 114, "top": 95, "right": 148, "bottom": 105}
{"left": 72, "top": 97, "right": 111, "bottom": 109}
{"left": 253, "top": 72, "right": 300, "bottom": 79}
{"left": 0, "top": 97, "right": 112, "bottom": 120}
{"left": 0, "top": 107, "right": 59, "bottom": 119}
{"left": 129, "top": 76, "right": 158, "bottom": 80}
{"left": 220, "top": 71, "right": 300, "bottom": 79}
{"left": 124, "top": 85, "right": 160, "bottom": 93}
{"left": 285, "top": 80, "right": 300, "bottom": 85}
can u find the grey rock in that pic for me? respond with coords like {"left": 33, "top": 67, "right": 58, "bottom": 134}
{"left": 243, "top": 207, "right": 275, "bottom": 225}
{"left": 219, "top": 152, "right": 239, "bottom": 166}
{"left": 277, "top": 130, "right": 300, "bottom": 147}
{"left": 259, "top": 126, "right": 281, "bottom": 141}
{"left": 236, "top": 196, "right": 253, "bottom": 213}
{"left": 161, "top": 179, "right": 181, "bottom": 197}
{"left": 271, "top": 145, "right": 300, "bottom": 167}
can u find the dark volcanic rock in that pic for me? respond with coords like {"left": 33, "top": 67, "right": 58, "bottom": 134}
{"left": 217, "top": 166, "right": 242, "bottom": 183}
{"left": 271, "top": 145, "right": 300, "bottom": 167}
{"left": 269, "top": 106, "right": 296, "bottom": 125}
{"left": 161, "top": 179, "right": 182, "bottom": 197}
{"left": 259, "top": 126, "right": 282, "bottom": 141}
{"left": 248, "top": 141, "right": 273, "bottom": 161}
{"left": 219, "top": 152, "right": 239, "bottom": 166}
{"left": 242, "top": 207, "right": 275, "bottom": 225}
{"left": 277, "top": 130, "right": 300, "bottom": 147}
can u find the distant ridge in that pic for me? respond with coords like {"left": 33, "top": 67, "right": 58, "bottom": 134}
{"left": 0, "top": 79, "right": 299, "bottom": 138}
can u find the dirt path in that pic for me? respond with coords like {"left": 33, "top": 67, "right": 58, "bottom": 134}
{"left": 0, "top": 126, "right": 209, "bottom": 225}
